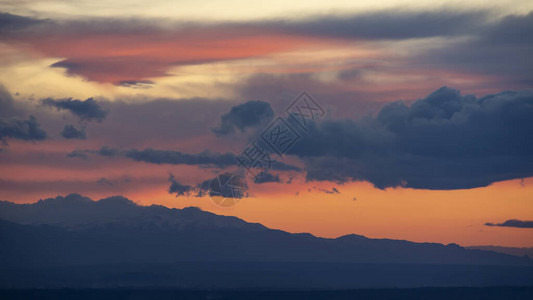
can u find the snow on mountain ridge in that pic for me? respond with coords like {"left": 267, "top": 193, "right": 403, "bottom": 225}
{"left": 0, "top": 193, "right": 265, "bottom": 231}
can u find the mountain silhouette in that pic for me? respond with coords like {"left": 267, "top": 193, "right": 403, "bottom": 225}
{"left": 1, "top": 194, "right": 532, "bottom": 288}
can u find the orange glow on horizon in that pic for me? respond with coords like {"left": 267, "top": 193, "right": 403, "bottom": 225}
{"left": 6, "top": 174, "right": 529, "bottom": 248}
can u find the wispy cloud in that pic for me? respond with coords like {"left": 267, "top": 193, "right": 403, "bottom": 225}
{"left": 67, "top": 146, "right": 301, "bottom": 171}
{"left": 485, "top": 219, "right": 533, "bottom": 228}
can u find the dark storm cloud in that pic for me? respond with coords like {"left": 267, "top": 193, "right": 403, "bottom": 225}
{"left": 0, "top": 116, "right": 47, "bottom": 142}
{"left": 124, "top": 147, "right": 300, "bottom": 171}
{"left": 420, "top": 12, "right": 533, "bottom": 85}
{"left": 254, "top": 171, "right": 281, "bottom": 184}
{"left": 0, "top": 12, "right": 44, "bottom": 34}
{"left": 66, "top": 146, "right": 119, "bottom": 159}
{"left": 259, "top": 10, "right": 488, "bottom": 40}
{"left": 288, "top": 87, "right": 533, "bottom": 189}
{"left": 49, "top": 60, "right": 79, "bottom": 70}
{"left": 125, "top": 148, "right": 236, "bottom": 168}
{"left": 61, "top": 124, "right": 85, "bottom": 139}
{"left": 482, "top": 12, "right": 533, "bottom": 45}
{"left": 212, "top": 100, "right": 274, "bottom": 136}
{"left": 485, "top": 220, "right": 533, "bottom": 228}
{"left": 66, "top": 150, "right": 89, "bottom": 160}
{"left": 68, "top": 146, "right": 300, "bottom": 171}
{"left": 0, "top": 84, "right": 18, "bottom": 118}
{"left": 168, "top": 173, "right": 193, "bottom": 196}
{"left": 0, "top": 9, "right": 488, "bottom": 39}
{"left": 97, "top": 146, "right": 120, "bottom": 157}
{"left": 193, "top": 177, "right": 213, "bottom": 198}
{"left": 43, "top": 97, "right": 107, "bottom": 122}
{"left": 194, "top": 172, "right": 248, "bottom": 199}
{"left": 0, "top": 84, "right": 47, "bottom": 142}
{"left": 168, "top": 172, "right": 249, "bottom": 198}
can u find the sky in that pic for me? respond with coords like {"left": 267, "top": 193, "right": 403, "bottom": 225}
{"left": 0, "top": 0, "right": 532, "bottom": 247}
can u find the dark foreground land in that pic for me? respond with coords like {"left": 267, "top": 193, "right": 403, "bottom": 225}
{"left": 2, "top": 262, "right": 533, "bottom": 289}
{"left": 0, "top": 287, "right": 532, "bottom": 300}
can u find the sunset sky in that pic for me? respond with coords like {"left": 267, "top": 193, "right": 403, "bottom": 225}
{"left": 0, "top": 0, "right": 532, "bottom": 247}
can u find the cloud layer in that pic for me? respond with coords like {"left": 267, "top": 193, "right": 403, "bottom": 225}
{"left": 485, "top": 220, "right": 533, "bottom": 228}
{"left": 212, "top": 100, "right": 274, "bottom": 136}
{"left": 0, "top": 116, "right": 47, "bottom": 142}
{"left": 68, "top": 146, "right": 301, "bottom": 171}
{"left": 43, "top": 98, "right": 107, "bottom": 122}
{"left": 0, "top": 85, "right": 47, "bottom": 142}
{"left": 289, "top": 87, "right": 533, "bottom": 189}
{"left": 61, "top": 124, "right": 85, "bottom": 139}
{"left": 2, "top": 10, "right": 531, "bottom": 88}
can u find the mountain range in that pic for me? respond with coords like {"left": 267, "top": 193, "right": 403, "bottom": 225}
{"left": 467, "top": 246, "right": 533, "bottom": 258}
{"left": 1, "top": 193, "right": 532, "bottom": 289}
